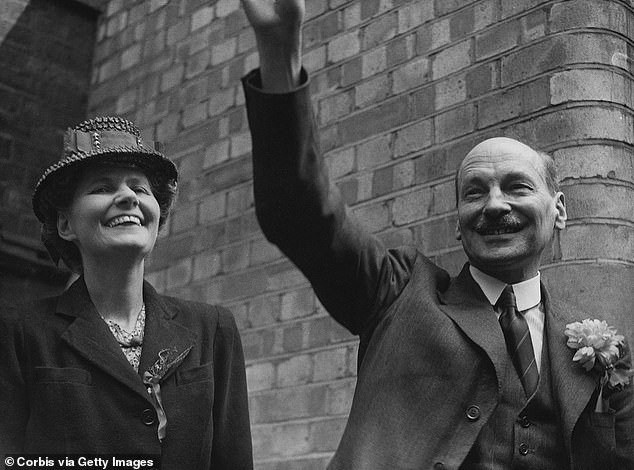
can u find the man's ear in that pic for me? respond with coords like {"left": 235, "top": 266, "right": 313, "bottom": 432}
{"left": 554, "top": 192, "right": 567, "bottom": 230}
{"left": 57, "top": 212, "right": 77, "bottom": 242}
{"left": 455, "top": 219, "right": 462, "bottom": 240}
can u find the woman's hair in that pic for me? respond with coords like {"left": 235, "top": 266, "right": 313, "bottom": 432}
{"left": 39, "top": 161, "right": 177, "bottom": 273}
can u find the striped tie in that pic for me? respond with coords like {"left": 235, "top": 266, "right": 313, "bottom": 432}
{"left": 497, "top": 286, "right": 539, "bottom": 397}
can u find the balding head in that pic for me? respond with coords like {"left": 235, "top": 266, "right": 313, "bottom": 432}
{"left": 455, "top": 138, "right": 559, "bottom": 204}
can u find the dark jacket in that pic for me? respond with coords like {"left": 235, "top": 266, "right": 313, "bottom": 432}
{"left": 0, "top": 278, "right": 253, "bottom": 470}
{"left": 241, "top": 69, "right": 634, "bottom": 470}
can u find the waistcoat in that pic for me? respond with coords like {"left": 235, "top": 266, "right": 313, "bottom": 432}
{"left": 461, "top": 320, "right": 570, "bottom": 469}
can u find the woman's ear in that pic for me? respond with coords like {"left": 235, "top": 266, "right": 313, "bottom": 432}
{"left": 57, "top": 212, "right": 77, "bottom": 242}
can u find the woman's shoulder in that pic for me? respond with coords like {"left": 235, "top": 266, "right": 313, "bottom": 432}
{"left": 153, "top": 292, "right": 238, "bottom": 330}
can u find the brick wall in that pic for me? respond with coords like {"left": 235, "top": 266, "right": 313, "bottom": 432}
{"left": 87, "top": 0, "right": 634, "bottom": 468}
{"left": 0, "top": 0, "right": 99, "bottom": 298}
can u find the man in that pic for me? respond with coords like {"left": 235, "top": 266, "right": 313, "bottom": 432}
{"left": 239, "top": 1, "right": 634, "bottom": 468}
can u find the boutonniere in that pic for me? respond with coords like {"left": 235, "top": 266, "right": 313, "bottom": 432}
{"left": 142, "top": 346, "right": 192, "bottom": 440}
{"left": 565, "top": 319, "right": 634, "bottom": 412}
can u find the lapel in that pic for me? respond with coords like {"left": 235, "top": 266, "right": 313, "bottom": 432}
{"left": 58, "top": 278, "right": 149, "bottom": 400}
{"left": 437, "top": 264, "right": 509, "bottom": 390}
{"left": 137, "top": 281, "right": 196, "bottom": 383}
{"left": 542, "top": 285, "right": 597, "bottom": 444}
{"left": 57, "top": 278, "right": 196, "bottom": 400}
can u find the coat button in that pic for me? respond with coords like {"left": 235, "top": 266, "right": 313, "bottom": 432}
{"left": 142, "top": 408, "right": 155, "bottom": 425}
{"left": 519, "top": 443, "right": 529, "bottom": 455}
{"left": 518, "top": 415, "right": 530, "bottom": 428}
{"left": 466, "top": 405, "right": 481, "bottom": 421}
{"left": 433, "top": 462, "right": 445, "bottom": 470}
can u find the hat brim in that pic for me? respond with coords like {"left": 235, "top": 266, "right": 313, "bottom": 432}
{"left": 32, "top": 149, "right": 178, "bottom": 222}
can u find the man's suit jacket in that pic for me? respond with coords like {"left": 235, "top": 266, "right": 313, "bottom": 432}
{"left": 242, "top": 70, "right": 634, "bottom": 469}
{"left": 0, "top": 278, "right": 252, "bottom": 470}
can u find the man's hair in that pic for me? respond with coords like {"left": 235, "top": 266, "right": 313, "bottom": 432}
{"left": 39, "top": 162, "right": 177, "bottom": 273}
{"left": 454, "top": 147, "right": 559, "bottom": 206}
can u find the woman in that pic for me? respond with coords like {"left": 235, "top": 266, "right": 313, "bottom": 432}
{"left": 0, "top": 117, "right": 253, "bottom": 469}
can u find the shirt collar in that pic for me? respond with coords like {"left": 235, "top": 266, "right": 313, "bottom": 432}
{"left": 469, "top": 265, "right": 541, "bottom": 312}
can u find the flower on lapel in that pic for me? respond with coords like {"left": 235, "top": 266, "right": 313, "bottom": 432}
{"left": 142, "top": 346, "right": 193, "bottom": 441}
{"left": 565, "top": 319, "right": 633, "bottom": 411}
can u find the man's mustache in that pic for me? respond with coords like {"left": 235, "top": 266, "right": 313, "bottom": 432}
{"left": 473, "top": 214, "right": 524, "bottom": 234}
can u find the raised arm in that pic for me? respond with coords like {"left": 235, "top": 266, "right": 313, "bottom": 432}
{"left": 241, "top": 0, "right": 304, "bottom": 92}
{"left": 240, "top": 0, "right": 420, "bottom": 336}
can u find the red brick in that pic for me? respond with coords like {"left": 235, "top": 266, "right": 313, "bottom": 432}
{"left": 476, "top": 20, "right": 519, "bottom": 60}
{"left": 392, "top": 56, "right": 429, "bottom": 94}
{"left": 355, "top": 74, "right": 390, "bottom": 108}
{"left": 222, "top": 243, "right": 250, "bottom": 273}
{"left": 277, "top": 355, "right": 312, "bottom": 388}
{"left": 313, "top": 346, "right": 350, "bottom": 382}
{"left": 560, "top": 224, "right": 633, "bottom": 261}
{"left": 328, "top": 31, "right": 361, "bottom": 64}
{"left": 415, "top": 214, "right": 460, "bottom": 253}
{"left": 507, "top": 107, "right": 634, "bottom": 149}
{"left": 435, "top": 103, "right": 476, "bottom": 142}
{"left": 339, "top": 95, "right": 410, "bottom": 145}
{"left": 246, "top": 362, "right": 275, "bottom": 392}
{"left": 371, "top": 166, "right": 392, "bottom": 197}
{"left": 398, "top": 1, "right": 434, "bottom": 34}
{"left": 500, "top": 0, "right": 546, "bottom": 19}
{"left": 550, "top": 69, "right": 630, "bottom": 107}
{"left": 310, "top": 417, "right": 347, "bottom": 452}
{"left": 281, "top": 287, "right": 316, "bottom": 321}
{"left": 436, "top": 0, "right": 473, "bottom": 16}
{"left": 563, "top": 182, "right": 634, "bottom": 221}
{"left": 466, "top": 62, "right": 496, "bottom": 99}
{"left": 394, "top": 119, "right": 433, "bottom": 157}
{"left": 501, "top": 33, "right": 626, "bottom": 87}
{"left": 450, "top": 6, "right": 475, "bottom": 41}
{"left": 362, "top": 12, "right": 397, "bottom": 50}
{"left": 352, "top": 200, "right": 391, "bottom": 232}
{"left": 550, "top": 0, "right": 627, "bottom": 36}
{"left": 554, "top": 145, "right": 634, "bottom": 184}
{"left": 392, "top": 187, "right": 432, "bottom": 226}
{"left": 432, "top": 39, "right": 471, "bottom": 80}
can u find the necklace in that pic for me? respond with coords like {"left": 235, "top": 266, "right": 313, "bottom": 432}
{"left": 102, "top": 303, "right": 146, "bottom": 348}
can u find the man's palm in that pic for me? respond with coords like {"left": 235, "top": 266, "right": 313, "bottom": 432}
{"left": 241, "top": 0, "right": 304, "bottom": 32}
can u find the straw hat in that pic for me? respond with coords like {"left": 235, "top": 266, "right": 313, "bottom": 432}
{"left": 32, "top": 116, "right": 178, "bottom": 222}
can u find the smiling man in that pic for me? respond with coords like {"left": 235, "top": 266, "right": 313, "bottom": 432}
{"left": 238, "top": 0, "right": 634, "bottom": 469}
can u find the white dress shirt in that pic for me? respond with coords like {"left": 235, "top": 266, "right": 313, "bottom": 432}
{"left": 469, "top": 265, "right": 545, "bottom": 372}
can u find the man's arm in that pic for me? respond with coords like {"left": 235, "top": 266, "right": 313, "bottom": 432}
{"left": 240, "top": 0, "right": 420, "bottom": 334}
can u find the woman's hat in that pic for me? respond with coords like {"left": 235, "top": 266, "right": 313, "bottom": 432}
{"left": 32, "top": 116, "right": 178, "bottom": 222}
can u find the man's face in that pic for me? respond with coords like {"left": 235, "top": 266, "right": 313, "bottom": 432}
{"left": 455, "top": 138, "right": 567, "bottom": 283}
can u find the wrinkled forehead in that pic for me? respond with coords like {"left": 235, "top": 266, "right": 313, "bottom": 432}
{"left": 458, "top": 137, "right": 545, "bottom": 182}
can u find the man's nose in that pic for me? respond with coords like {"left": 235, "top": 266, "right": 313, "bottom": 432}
{"left": 482, "top": 187, "right": 511, "bottom": 217}
{"left": 114, "top": 186, "right": 139, "bottom": 207}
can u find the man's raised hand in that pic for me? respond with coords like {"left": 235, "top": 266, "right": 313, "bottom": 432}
{"left": 241, "top": 0, "right": 305, "bottom": 91}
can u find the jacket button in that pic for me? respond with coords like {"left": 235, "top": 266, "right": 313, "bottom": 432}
{"left": 433, "top": 462, "right": 445, "bottom": 470}
{"left": 518, "top": 415, "right": 530, "bottom": 428}
{"left": 519, "top": 443, "right": 529, "bottom": 455}
{"left": 466, "top": 405, "right": 481, "bottom": 421}
{"left": 142, "top": 408, "right": 155, "bottom": 425}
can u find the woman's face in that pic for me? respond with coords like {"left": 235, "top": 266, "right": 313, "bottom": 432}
{"left": 57, "top": 166, "right": 161, "bottom": 266}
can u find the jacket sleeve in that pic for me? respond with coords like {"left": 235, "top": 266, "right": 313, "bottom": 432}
{"left": 241, "top": 69, "right": 417, "bottom": 336}
{"left": 612, "top": 340, "right": 634, "bottom": 468}
{"left": 0, "top": 304, "right": 28, "bottom": 455}
{"left": 210, "top": 307, "right": 253, "bottom": 470}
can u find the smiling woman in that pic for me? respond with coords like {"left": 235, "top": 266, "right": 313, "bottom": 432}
{"left": 0, "top": 117, "right": 253, "bottom": 469}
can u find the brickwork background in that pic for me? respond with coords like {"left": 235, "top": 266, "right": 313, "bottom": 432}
{"left": 0, "top": 0, "right": 99, "bottom": 298}
{"left": 4, "top": 0, "right": 633, "bottom": 467}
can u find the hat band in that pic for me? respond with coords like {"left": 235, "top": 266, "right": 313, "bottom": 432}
{"left": 64, "top": 129, "right": 162, "bottom": 155}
